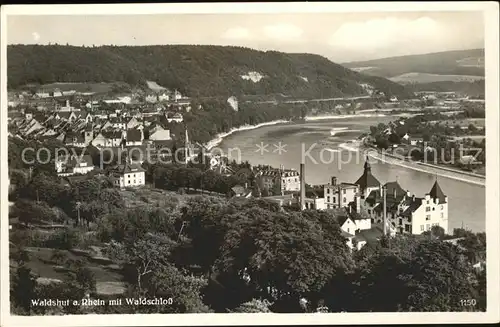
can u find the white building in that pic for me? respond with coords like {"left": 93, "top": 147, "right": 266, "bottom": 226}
{"left": 256, "top": 165, "right": 300, "bottom": 193}
{"left": 55, "top": 155, "right": 95, "bottom": 176}
{"left": 35, "top": 91, "right": 50, "bottom": 98}
{"left": 324, "top": 176, "right": 361, "bottom": 211}
{"left": 358, "top": 159, "right": 449, "bottom": 235}
{"left": 110, "top": 162, "right": 146, "bottom": 188}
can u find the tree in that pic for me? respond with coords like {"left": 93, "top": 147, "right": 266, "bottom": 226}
{"left": 106, "top": 235, "right": 176, "bottom": 295}
{"left": 216, "top": 209, "right": 353, "bottom": 312}
{"left": 146, "top": 263, "right": 211, "bottom": 313}
{"left": 230, "top": 298, "right": 273, "bottom": 313}
{"left": 347, "top": 237, "right": 478, "bottom": 312}
{"left": 13, "top": 199, "right": 57, "bottom": 226}
{"left": 375, "top": 136, "right": 390, "bottom": 150}
{"left": 403, "top": 240, "right": 477, "bottom": 311}
{"left": 72, "top": 266, "right": 97, "bottom": 296}
{"left": 11, "top": 246, "right": 30, "bottom": 266}
{"left": 423, "top": 225, "right": 446, "bottom": 240}
{"left": 388, "top": 133, "right": 401, "bottom": 144}
{"left": 11, "top": 266, "right": 38, "bottom": 314}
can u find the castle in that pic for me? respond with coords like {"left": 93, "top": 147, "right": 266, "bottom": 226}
{"left": 356, "top": 157, "right": 449, "bottom": 235}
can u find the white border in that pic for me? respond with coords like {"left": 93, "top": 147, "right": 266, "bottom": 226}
{"left": 1, "top": 2, "right": 499, "bottom": 326}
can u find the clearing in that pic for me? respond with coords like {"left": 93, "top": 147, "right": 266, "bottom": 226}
{"left": 389, "top": 72, "right": 484, "bottom": 84}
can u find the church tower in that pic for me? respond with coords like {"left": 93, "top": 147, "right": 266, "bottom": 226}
{"left": 355, "top": 156, "right": 381, "bottom": 198}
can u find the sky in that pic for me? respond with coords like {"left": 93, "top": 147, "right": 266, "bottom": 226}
{"left": 6, "top": 11, "right": 485, "bottom": 63}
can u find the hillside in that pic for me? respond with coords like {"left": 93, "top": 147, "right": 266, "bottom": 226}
{"left": 343, "top": 49, "right": 485, "bottom": 79}
{"left": 7, "top": 44, "right": 413, "bottom": 99}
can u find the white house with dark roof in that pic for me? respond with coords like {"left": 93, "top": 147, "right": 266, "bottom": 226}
{"left": 109, "top": 162, "right": 145, "bottom": 188}
{"left": 366, "top": 180, "right": 449, "bottom": 235}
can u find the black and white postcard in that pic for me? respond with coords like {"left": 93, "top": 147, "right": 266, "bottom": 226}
{"left": 1, "top": 2, "right": 499, "bottom": 326}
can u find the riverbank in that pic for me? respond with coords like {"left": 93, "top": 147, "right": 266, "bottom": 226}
{"left": 304, "top": 113, "right": 387, "bottom": 122}
{"left": 338, "top": 140, "right": 485, "bottom": 187}
{"left": 204, "top": 119, "right": 291, "bottom": 150}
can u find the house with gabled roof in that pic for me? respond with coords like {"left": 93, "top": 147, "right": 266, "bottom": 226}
{"left": 149, "top": 126, "right": 172, "bottom": 141}
{"left": 126, "top": 117, "right": 140, "bottom": 129}
{"left": 55, "top": 111, "right": 78, "bottom": 123}
{"left": 92, "top": 130, "right": 123, "bottom": 148}
{"left": 108, "top": 161, "right": 145, "bottom": 188}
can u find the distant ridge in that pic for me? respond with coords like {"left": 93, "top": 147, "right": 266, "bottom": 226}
{"left": 342, "top": 48, "right": 485, "bottom": 78}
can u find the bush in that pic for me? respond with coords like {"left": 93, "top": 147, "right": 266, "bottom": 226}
{"left": 45, "top": 228, "right": 80, "bottom": 250}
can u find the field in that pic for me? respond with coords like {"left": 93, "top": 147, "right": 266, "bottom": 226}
{"left": 36, "top": 82, "right": 124, "bottom": 94}
{"left": 15, "top": 246, "right": 126, "bottom": 295}
{"left": 389, "top": 72, "right": 484, "bottom": 84}
{"left": 428, "top": 118, "right": 485, "bottom": 129}
{"left": 456, "top": 57, "right": 484, "bottom": 67}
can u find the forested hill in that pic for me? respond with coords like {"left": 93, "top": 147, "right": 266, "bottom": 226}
{"left": 7, "top": 44, "right": 413, "bottom": 99}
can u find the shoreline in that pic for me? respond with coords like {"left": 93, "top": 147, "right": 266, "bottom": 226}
{"left": 204, "top": 119, "right": 291, "bottom": 150}
{"left": 202, "top": 117, "right": 485, "bottom": 187}
{"left": 338, "top": 140, "right": 485, "bottom": 187}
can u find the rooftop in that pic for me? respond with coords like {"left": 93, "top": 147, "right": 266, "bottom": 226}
{"left": 429, "top": 180, "right": 447, "bottom": 204}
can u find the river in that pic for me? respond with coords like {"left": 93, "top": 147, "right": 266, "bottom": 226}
{"left": 217, "top": 116, "right": 485, "bottom": 233}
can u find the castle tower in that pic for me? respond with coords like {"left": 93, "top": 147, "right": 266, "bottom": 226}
{"left": 426, "top": 178, "right": 449, "bottom": 234}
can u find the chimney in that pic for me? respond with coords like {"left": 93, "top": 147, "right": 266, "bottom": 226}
{"left": 300, "top": 163, "right": 305, "bottom": 211}
{"left": 331, "top": 176, "right": 337, "bottom": 186}
{"left": 383, "top": 186, "right": 387, "bottom": 236}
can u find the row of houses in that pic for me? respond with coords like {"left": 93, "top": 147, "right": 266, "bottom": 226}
{"left": 8, "top": 99, "right": 184, "bottom": 147}
{"left": 229, "top": 159, "right": 448, "bottom": 250}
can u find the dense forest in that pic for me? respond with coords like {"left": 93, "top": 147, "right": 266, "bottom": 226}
{"left": 7, "top": 44, "right": 413, "bottom": 99}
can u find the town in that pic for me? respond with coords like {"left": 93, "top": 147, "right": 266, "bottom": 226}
{"left": 7, "top": 81, "right": 486, "bottom": 316}
{"left": 5, "top": 13, "right": 488, "bottom": 316}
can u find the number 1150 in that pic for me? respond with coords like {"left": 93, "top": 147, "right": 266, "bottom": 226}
{"left": 460, "top": 299, "right": 477, "bottom": 306}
